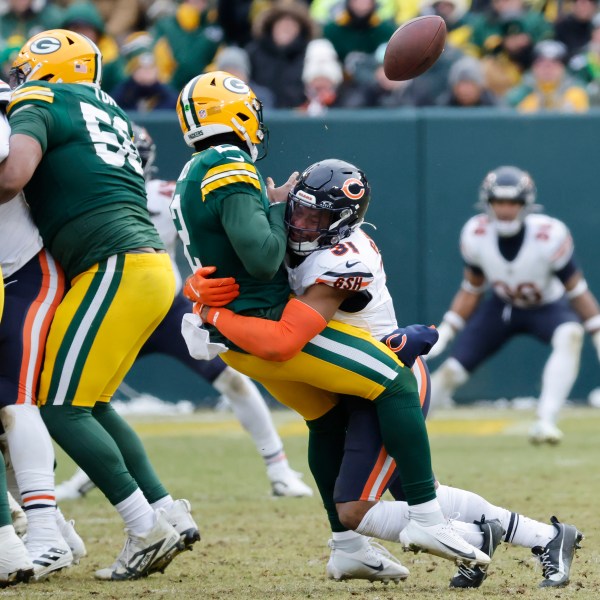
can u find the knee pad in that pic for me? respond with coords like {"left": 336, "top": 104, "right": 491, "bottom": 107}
{"left": 213, "top": 366, "right": 251, "bottom": 396}
{"left": 550, "top": 321, "right": 584, "bottom": 353}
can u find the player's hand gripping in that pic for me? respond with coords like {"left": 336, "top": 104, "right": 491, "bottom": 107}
{"left": 381, "top": 324, "right": 439, "bottom": 367}
{"left": 183, "top": 266, "right": 239, "bottom": 307}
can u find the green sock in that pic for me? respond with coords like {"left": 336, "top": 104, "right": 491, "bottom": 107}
{"left": 306, "top": 404, "right": 348, "bottom": 533}
{"left": 375, "top": 373, "right": 436, "bottom": 505}
{"left": 92, "top": 402, "right": 169, "bottom": 504}
{"left": 41, "top": 404, "right": 138, "bottom": 505}
{"left": 0, "top": 458, "right": 12, "bottom": 527}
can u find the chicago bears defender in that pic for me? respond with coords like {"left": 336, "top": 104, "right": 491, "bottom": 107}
{"left": 56, "top": 125, "right": 312, "bottom": 501}
{"left": 0, "top": 29, "right": 198, "bottom": 580}
{"left": 427, "top": 166, "right": 600, "bottom": 444}
{"left": 174, "top": 71, "right": 491, "bottom": 576}
{"left": 191, "top": 158, "right": 584, "bottom": 589}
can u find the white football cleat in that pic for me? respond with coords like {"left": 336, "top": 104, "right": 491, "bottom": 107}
{"left": 164, "top": 499, "right": 200, "bottom": 550}
{"left": 0, "top": 525, "right": 34, "bottom": 587}
{"left": 94, "top": 509, "right": 182, "bottom": 581}
{"left": 7, "top": 493, "right": 27, "bottom": 538}
{"left": 267, "top": 463, "right": 314, "bottom": 497}
{"left": 55, "top": 468, "right": 96, "bottom": 501}
{"left": 27, "top": 537, "right": 73, "bottom": 581}
{"left": 529, "top": 421, "right": 563, "bottom": 445}
{"left": 400, "top": 519, "right": 491, "bottom": 567}
{"left": 327, "top": 537, "right": 409, "bottom": 584}
{"left": 57, "top": 518, "right": 86, "bottom": 564}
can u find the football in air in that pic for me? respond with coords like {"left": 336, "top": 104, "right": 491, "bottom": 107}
{"left": 383, "top": 15, "right": 447, "bottom": 81}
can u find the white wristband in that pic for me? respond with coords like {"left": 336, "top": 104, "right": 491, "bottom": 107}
{"left": 461, "top": 279, "right": 486, "bottom": 295}
{"left": 566, "top": 279, "right": 588, "bottom": 300}
{"left": 583, "top": 314, "right": 600, "bottom": 333}
{"left": 443, "top": 311, "right": 465, "bottom": 332}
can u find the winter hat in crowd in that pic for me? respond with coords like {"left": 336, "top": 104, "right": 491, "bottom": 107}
{"left": 302, "top": 38, "right": 343, "bottom": 85}
{"left": 533, "top": 40, "right": 568, "bottom": 64}
{"left": 215, "top": 46, "right": 251, "bottom": 80}
{"left": 449, "top": 55, "right": 484, "bottom": 86}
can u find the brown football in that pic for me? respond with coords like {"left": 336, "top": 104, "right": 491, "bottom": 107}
{"left": 383, "top": 16, "right": 447, "bottom": 81}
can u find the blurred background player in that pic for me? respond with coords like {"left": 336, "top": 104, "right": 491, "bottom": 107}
{"left": 55, "top": 124, "right": 312, "bottom": 502}
{"left": 427, "top": 165, "right": 600, "bottom": 444}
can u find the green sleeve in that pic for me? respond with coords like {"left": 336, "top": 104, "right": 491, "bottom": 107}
{"left": 219, "top": 192, "right": 287, "bottom": 281}
{"left": 8, "top": 105, "right": 52, "bottom": 153}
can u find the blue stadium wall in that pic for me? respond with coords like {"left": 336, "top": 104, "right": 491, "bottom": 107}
{"left": 126, "top": 108, "right": 600, "bottom": 405}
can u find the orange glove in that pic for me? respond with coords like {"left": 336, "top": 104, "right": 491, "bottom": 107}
{"left": 183, "top": 266, "right": 239, "bottom": 306}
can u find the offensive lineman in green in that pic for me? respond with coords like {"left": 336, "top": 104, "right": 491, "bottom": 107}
{"left": 0, "top": 30, "right": 198, "bottom": 580}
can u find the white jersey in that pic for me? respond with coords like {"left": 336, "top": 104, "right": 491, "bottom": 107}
{"left": 0, "top": 194, "right": 43, "bottom": 277}
{"left": 146, "top": 178, "right": 182, "bottom": 293}
{"left": 286, "top": 228, "right": 398, "bottom": 339}
{"left": 460, "top": 213, "right": 573, "bottom": 308}
{"left": 0, "top": 108, "right": 43, "bottom": 277}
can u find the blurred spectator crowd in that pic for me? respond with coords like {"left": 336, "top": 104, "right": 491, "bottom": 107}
{"left": 3, "top": 0, "right": 600, "bottom": 112}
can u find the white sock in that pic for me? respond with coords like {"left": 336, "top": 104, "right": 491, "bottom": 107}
{"left": 114, "top": 489, "right": 155, "bottom": 537}
{"left": 408, "top": 499, "right": 445, "bottom": 526}
{"left": 447, "top": 520, "right": 484, "bottom": 548}
{"left": 26, "top": 507, "right": 60, "bottom": 544}
{"left": 537, "top": 322, "right": 583, "bottom": 423}
{"left": 436, "top": 484, "right": 555, "bottom": 548}
{"left": 1, "top": 405, "right": 56, "bottom": 505}
{"left": 213, "top": 368, "right": 285, "bottom": 460}
{"left": 356, "top": 500, "right": 408, "bottom": 542}
{"left": 331, "top": 529, "right": 364, "bottom": 551}
{"left": 503, "top": 513, "right": 555, "bottom": 549}
{"left": 1, "top": 405, "right": 59, "bottom": 539}
{"left": 151, "top": 495, "right": 174, "bottom": 511}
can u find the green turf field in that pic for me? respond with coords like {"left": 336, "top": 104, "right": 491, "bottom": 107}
{"left": 22, "top": 406, "right": 599, "bottom": 599}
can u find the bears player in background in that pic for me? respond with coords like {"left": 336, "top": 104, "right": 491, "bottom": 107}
{"left": 56, "top": 124, "right": 312, "bottom": 502}
{"left": 0, "top": 29, "right": 197, "bottom": 580}
{"left": 191, "top": 157, "right": 584, "bottom": 589}
{"left": 426, "top": 166, "right": 600, "bottom": 444}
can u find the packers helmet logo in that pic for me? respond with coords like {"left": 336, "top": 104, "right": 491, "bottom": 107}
{"left": 341, "top": 178, "right": 365, "bottom": 200}
{"left": 30, "top": 37, "right": 62, "bottom": 55}
{"left": 223, "top": 76, "right": 249, "bottom": 94}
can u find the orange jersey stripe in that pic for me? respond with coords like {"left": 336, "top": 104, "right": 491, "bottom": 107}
{"left": 23, "top": 494, "right": 55, "bottom": 502}
{"left": 360, "top": 448, "right": 397, "bottom": 501}
{"left": 17, "top": 250, "right": 66, "bottom": 404}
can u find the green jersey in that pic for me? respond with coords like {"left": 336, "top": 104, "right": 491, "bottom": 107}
{"left": 7, "top": 81, "right": 163, "bottom": 279}
{"left": 172, "top": 143, "right": 290, "bottom": 346}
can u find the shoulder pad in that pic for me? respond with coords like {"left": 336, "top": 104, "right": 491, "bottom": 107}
{"left": 201, "top": 146, "right": 260, "bottom": 200}
{"left": 8, "top": 82, "right": 55, "bottom": 115}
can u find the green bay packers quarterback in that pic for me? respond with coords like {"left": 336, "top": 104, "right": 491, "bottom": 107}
{"left": 0, "top": 29, "right": 198, "bottom": 580}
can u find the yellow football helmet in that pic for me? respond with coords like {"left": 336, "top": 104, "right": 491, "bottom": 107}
{"left": 176, "top": 71, "right": 268, "bottom": 161}
{"left": 9, "top": 29, "right": 102, "bottom": 89}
